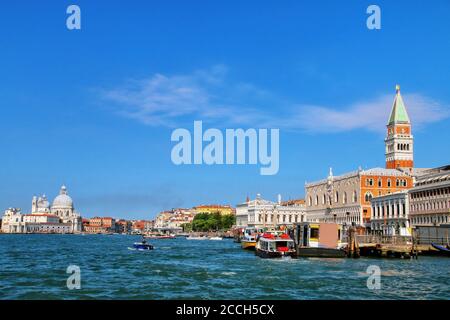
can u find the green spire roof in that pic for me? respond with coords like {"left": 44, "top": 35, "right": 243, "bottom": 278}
{"left": 388, "top": 85, "right": 410, "bottom": 125}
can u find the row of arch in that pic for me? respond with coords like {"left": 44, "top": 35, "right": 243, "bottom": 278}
{"left": 411, "top": 187, "right": 450, "bottom": 199}
{"left": 257, "top": 213, "right": 304, "bottom": 224}
{"left": 411, "top": 200, "right": 450, "bottom": 212}
{"left": 398, "top": 143, "right": 410, "bottom": 151}
{"left": 411, "top": 215, "right": 449, "bottom": 225}
{"left": 308, "top": 191, "right": 359, "bottom": 206}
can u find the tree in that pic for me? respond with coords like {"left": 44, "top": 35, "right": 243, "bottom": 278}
{"left": 190, "top": 212, "right": 236, "bottom": 232}
{"left": 181, "top": 223, "right": 192, "bottom": 232}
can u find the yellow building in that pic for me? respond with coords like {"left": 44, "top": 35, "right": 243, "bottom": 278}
{"left": 194, "top": 205, "right": 235, "bottom": 216}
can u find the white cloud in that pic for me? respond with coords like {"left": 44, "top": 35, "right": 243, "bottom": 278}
{"left": 285, "top": 94, "right": 450, "bottom": 133}
{"left": 100, "top": 65, "right": 272, "bottom": 127}
{"left": 100, "top": 66, "right": 450, "bottom": 133}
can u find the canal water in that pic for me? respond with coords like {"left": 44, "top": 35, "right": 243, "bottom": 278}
{"left": 0, "top": 234, "right": 448, "bottom": 299}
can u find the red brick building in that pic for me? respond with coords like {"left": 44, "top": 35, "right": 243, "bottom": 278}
{"left": 84, "top": 217, "right": 116, "bottom": 234}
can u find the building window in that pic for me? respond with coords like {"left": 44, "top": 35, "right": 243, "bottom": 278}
{"left": 364, "top": 192, "right": 373, "bottom": 202}
{"left": 387, "top": 179, "right": 391, "bottom": 187}
{"left": 353, "top": 191, "right": 358, "bottom": 203}
{"left": 378, "top": 179, "right": 382, "bottom": 187}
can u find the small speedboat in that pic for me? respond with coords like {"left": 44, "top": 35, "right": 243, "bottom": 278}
{"left": 132, "top": 242, "right": 154, "bottom": 250}
{"left": 209, "top": 236, "right": 223, "bottom": 241}
{"left": 431, "top": 243, "right": 450, "bottom": 256}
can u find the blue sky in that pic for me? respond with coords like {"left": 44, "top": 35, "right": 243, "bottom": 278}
{"left": 1, "top": 0, "right": 449, "bottom": 219}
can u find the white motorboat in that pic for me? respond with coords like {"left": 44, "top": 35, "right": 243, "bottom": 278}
{"left": 186, "top": 236, "right": 208, "bottom": 240}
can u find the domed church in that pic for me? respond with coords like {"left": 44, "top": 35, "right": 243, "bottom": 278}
{"left": 31, "top": 185, "right": 82, "bottom": 233}
{"left": 51, "top": 185, "right": 74, "bottom": 216}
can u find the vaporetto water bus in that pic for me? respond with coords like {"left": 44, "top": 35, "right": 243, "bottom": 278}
{"left": 255, "top": 232, "right": 296, "bottom": 258}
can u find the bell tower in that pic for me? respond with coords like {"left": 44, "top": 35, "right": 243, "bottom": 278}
{"left": 385, "top": 85, "right": 413, "bottom": 170}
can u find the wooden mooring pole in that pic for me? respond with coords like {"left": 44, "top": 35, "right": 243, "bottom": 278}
{"left": 347, "top": 227, "right": 360, "bottom": 258}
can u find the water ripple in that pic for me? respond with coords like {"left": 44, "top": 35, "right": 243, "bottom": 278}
{"left": 0, "top": 234, "right": 449, "bottom": 299}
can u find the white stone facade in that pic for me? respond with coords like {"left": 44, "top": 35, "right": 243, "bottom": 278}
{"left": 1, "top": 208, "right": 25, "bottom": 233}
{"left": 305, "top": 169, "right": 362, "bottom": 226}
{"left": 236, "top": 194, "right": 305, "bottom": 228}
{"left": 1, "top": 186, "right": 82, "bottom": 234}
{"left": 49, "top": 186, "right": 82, "bottom": 232}
{"left": 370, "top": 191, "right": 410, "bottom": 235}
{"left": 409, "top": 166, "right": 450, "bottom": 227}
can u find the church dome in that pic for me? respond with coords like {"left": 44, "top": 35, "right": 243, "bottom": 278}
{"left": 52, "top": 185, "right": 73, "bottom": 208}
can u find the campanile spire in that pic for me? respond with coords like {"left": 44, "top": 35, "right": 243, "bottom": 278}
{"left": 385, "top": 85, "right": 414, "bottom": 170}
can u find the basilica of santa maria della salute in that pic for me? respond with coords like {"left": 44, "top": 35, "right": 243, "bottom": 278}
{"left": 1, "top": 185, "right": 82, "bottom": 234}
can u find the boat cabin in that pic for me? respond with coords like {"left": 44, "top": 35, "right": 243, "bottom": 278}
{"left": 255, "top": 232, "right": 296, "bottom": 258}
{"left": 294, "top": 222, "right": 345, "bottom": 249}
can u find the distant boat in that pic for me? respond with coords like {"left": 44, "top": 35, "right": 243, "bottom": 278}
{"left": 131, "top": 242, "right": 154, "bottom": 250}
{"left": 144, "top": 234, "right": 175, "bottom": 239}
{"left": 431, "top": 243, "right": 450, "bottom": 256}
{"left": 186, "top": 236, "right": 208, "bottom": 240}
{"left": 209, "top": 236, "right": 223, "bottom": 241}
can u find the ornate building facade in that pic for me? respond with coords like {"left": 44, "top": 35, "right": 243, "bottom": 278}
{"left": 49, "top": 186, "right": 82, "bottom": 232}
{"left": 1, "top": 185, "right": 82, "bottom": 233}
{"left": 370, "top": 191, "right": 410, "bottom": 235}
{"left": 409, "top": 165, "right": 450, "bottom": 227}
{"left": 305, "top": 168, "right": 412, "bottom": 228}
{"left": 236, "top": 194, "right": 305, "bottom": 228}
